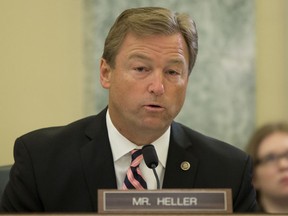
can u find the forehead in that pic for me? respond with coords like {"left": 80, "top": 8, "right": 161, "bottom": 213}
{"left": 258, "top": 132, "right": 288, "bottom": 156}
{"left": 117, "top": 32, "right": 189, "bottom": 62}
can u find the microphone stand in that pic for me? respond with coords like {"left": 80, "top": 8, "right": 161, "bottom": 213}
{"left": 151, "top": 164, "right": 160, "bottom": 189}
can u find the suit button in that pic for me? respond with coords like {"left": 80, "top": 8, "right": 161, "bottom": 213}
{"left": 181, "top": 161, "right": 190, "bottom": 171}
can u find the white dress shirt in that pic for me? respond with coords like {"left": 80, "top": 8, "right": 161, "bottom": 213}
{"left": 106, "top": 110, "right": 170, "bottom": 189}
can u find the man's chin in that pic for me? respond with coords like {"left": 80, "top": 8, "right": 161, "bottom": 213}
{"left": 141, "top": 119, "right": 171, "bottom": 131}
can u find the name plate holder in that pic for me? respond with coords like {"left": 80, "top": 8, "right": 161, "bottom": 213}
{"left": 98, "top": 189, "right": 232, "bottom": 214}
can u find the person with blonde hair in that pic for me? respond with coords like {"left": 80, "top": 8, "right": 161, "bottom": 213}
{"left": 246, "top": 122, "right": 288, "bottom": 213}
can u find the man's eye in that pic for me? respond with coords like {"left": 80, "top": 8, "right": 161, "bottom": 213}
{"left": 167, "top": 70, "right": 180, "bottom": 76}
{"left": 134, "top": 67, "right": 148, "bottom": 72}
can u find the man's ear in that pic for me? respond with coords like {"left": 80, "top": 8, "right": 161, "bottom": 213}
{"left": 100, "top": 58, "right": 112, "bottom": 89}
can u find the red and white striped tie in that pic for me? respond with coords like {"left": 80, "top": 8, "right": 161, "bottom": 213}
{"left": 122, "top": 149, "right": 147, "bottom": 190}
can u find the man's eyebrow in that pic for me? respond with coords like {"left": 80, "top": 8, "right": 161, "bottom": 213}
{"left": 128, "top": 53, "right": 185, "bottom": 65}
{"left": 128, "top": 53, "right": 151, "bottom": 61}
{"left": 167, "top": 59, "right": 185, "bottom": 65}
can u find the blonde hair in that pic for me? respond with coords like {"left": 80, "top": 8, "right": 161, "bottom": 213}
{"left": 102, "top": 7, "right": 198, "bottom": 75}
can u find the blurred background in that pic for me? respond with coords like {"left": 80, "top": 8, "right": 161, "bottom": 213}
{"left": 1, "top": 0, "right": 287, "bottom": 165}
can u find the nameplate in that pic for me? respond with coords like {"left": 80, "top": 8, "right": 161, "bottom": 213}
{"left": 98, "top": 189, "right": 232, "bottom": 214}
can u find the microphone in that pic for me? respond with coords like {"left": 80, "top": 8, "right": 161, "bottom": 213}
{"left": 142, "top": 144, "right": 160, "bottom": 189}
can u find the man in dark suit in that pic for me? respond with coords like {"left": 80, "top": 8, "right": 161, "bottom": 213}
{"left": 0, "top": 7, "right": 257, "bottom": 212}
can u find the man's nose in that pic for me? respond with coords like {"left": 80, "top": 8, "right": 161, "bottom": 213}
{"left": 148, "top": 72, "right": 165, "bottom": 96}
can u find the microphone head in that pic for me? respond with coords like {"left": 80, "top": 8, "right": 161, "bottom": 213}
{"left": 142, "top": 144, "right": 159, "bottom": 169}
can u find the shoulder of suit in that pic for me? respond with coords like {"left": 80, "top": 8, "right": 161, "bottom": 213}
{"left": 171, "top": 121, "right": 247, "bottom": 159}
{"left": 19, "top": 115, "right": 96, "bottom": 138}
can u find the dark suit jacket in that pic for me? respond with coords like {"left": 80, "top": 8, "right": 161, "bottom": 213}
{"left": 0, "top": 108, "right": 257, "bottom": 212}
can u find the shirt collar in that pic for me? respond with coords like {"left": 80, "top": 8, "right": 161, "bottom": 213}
{"left": 106, "top": 110, "right": 170, "bottom": 168}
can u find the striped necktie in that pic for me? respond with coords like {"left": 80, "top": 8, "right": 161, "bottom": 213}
{"left": 123, "top": 149, "right": 147, "bottom": 190}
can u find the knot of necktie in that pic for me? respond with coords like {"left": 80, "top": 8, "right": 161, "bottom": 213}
{"left": 130, "top": 149, "right": 143, "bottom": 168}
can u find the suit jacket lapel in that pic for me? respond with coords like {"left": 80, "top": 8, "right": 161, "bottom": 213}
{"left": 79, "top": 112, "right": 200, "bottom": 209}
{"left": 80, "top": 108, "right": 117, "bottom": 210}
{"left": 163, "top": 122, "right": 199, "bottom": 188}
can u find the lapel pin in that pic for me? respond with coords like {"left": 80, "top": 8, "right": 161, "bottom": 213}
{"left": 180, "top": 161, "right": 190, "bottom": 171}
